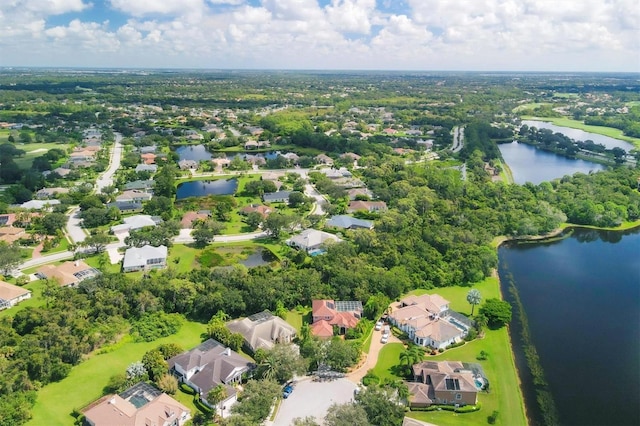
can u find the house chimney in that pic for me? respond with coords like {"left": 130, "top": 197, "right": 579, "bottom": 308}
{"left": 223, "top": 347, "right": 231, "bottom": 356}
{"left": 109, "top": 397, "right": 116, "bottom": 404}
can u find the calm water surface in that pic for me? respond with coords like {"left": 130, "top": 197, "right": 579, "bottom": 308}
{"left": 522, "top": 120, "right": 633, "bottom": 151}
{"left": 498, "top": 141, "right": 604, "bottom": 184}
{"left": 176, "top": 179, "right": 238, "bottom": 199}
{"left": 499, "top": 228, "right": 640, "bottom": 426}
{"left": 176, "top": 145, "right": 213, "bottom": 161}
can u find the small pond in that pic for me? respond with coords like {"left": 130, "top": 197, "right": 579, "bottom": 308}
{"left": 240, "top": 247, "right": 278, "bottom": 267}
{"left": 176, "top": 145, "right": 213, "bottom": 161}
{"left": 176, "top": 179, "right": 238, "bottom": 199}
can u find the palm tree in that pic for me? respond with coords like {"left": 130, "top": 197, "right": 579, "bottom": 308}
{"left": 207, "top": 384, "right": 227, "bottom": 416}
{"left": 467, "top": 289, "right": 482, "bottom": 316}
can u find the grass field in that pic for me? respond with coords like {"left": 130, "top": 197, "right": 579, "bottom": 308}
{"left": 0, "top": 280, "right": 47, "bottom": 319}
{"left": 511, "top": 102, "right": 552, "bottom": 113}
{"left": 372, "top": 277, "right": 527, "bottom": 426}
{"left": 27, "top": 320, "right": 207, "bottom": 426}
{"left": 11, "top": 142, "right": 71, "bottom": 169}
{"left": 521, "top": 116, "right": 640, "bottom": 147}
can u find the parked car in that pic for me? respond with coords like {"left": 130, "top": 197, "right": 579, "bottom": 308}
{"left": 375, "top": 320, "right": 383, "bottom": 331}
{"left": 283, "top": 384, "right": 294, "bottom": 399}
{"left": 380, "top": 334, "right": 388, "bottom": 344}
{"left": 382, "top": 325, "right": 390, "bottom": 336}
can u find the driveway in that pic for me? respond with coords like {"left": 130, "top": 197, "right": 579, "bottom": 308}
{"left": 66, "top": 207, "right": 87, "bottom": 244}
{"left": 347, "top": 326, "right": 403, "bottom": 384}
{"left": 272, "top": 378, "right": 356, "bottom": 425}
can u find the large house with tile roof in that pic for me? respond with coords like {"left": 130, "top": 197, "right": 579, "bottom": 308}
{"left": 311, "top": 299, "right": 364, "bottom": 338}
{"left": 0, "top": 280, "right": 32, "bottom": 310}
{"left": 406, "top": 361, "right": 481, "bottom": 407}
{"left": 388, "top": 294, "right": 470, "bottom": 350}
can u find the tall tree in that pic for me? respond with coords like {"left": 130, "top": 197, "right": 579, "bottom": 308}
{"left": 466, "top": 288, "right": 482, "bottom": 316}
{"left": 207, "top": 384, "right": 228, "bottom": 413}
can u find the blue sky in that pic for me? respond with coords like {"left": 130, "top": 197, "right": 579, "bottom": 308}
{"left": 1, "top": 0, "right": 638, "bottom": 71}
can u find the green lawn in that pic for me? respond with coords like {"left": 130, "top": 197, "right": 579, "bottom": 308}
{"left": 521, "top": 116, "right": 640, "bottom": 148}
{"left": 28, "top": 320, "right": 207, "bottom": 426}
{"left": 371, "top": 343, "right": 405, "bottom": 381}
{"left": 11, "top": 142, "right": 71, "bottom": 169}
{"left": 374, "top": 279, "right": 526, "bottom": 426}
{"left": 285, "top": 309, "right": 307, "bottom": 334}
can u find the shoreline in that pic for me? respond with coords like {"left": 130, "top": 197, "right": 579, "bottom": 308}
{"left": 492, "top": 220, "right": 640, "bottom": 425}
{"left": 520, "top": 116, "right": 640, "bottom": 149}
{"left": 491, "top": 220, "right": 640, "bottom": 249}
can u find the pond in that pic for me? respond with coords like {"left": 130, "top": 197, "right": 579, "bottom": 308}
{"left": 522, "top": 120, "right": 633, "bottom": 151}
{"left": 176, "top": 145, "right": 213, "bottom": 161}
{"left": 240, "top": 247, "right": 278, "bottom": 267}
{"left": 175, "top": 179, "right": 238, "bottom": 199}
{"left": 498, "top": 141, "right": 604, "bottom": 184}
{"left": 498, "top": 227, "right": 640, "bottom": 426}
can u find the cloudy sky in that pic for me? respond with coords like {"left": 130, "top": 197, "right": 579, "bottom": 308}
{"left": 1, "top": 0, "right": 638, "bottom": 71}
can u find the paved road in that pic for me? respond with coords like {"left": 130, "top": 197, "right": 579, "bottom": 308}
{"left": 20, "top": 251, "right": 74, "bottom": 270}
{"left": 452, "top": 126, "right": 465, "bottom": 153}
{"left": 271, "top": 378, "right": 356, "bottom": 426}
{"left": 95, "top": 133, "right": 123, "bottom": 193}
{"left": 304, "top": 183, "right": 327, "bottom": 216}
{"left": 66, "top": 206, "right": 87, "bottom": 244}
{"left": 174, "top": 229, "right": 267, "bottom": 244}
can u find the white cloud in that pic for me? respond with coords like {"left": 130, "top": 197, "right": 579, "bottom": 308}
{"left": 109, "top": 0, "right": 207, "bottom": 17}
{"left": 0, "top": 0, "right": 637, "bottom": 71}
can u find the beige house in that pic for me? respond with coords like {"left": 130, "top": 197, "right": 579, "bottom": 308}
{"left": 83, "top": 382, "right": 190, "bottom": 426}
{"left": 0, "top": 280, "right": 32, "bottom": 310}
{"left": 226, "top": 310, "right": 297, "bottom": 353}
{"left": 36, "top": 260, "right": 100, "bottom": 287}
{"left": 407, "top": 361, "right": 481, "bottom": 407}
{"left": 0, "top": 226, "right": 25, "bottom": 244}
{"left": 388, "top": 294, "right": 470, "bottom": 350}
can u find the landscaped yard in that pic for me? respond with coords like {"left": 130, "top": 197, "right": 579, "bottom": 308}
{"left": 27, "top": 320, "right": 207, "bottom": 426}
{"left": 371, "top": 278, "right": 527, "bottom": 426}
{"left": 0, "top": 279, "right": 47, "bottom": 319}
{"left": 11, "top": 142, "right": 71, "bottom": 169}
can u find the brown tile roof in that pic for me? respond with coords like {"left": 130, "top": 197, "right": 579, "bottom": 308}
{"left": 37, "top": 260, "right": 99, "bottom": 287}
{"left": 0, "top": 227, "right": 25, "bottom": 243}
{"left": 83, "top": 392, "right": 190, "bottom": 426}
{"left": 240, "top": 204, "right": 272, "bottom": 218}
{"left": 310, "top": 320, "right": 334, "bottom": 338}
{"left": 0, "top": 280, "right": 31, "bottom": 302}
{"left": 181, "top": 211, "right": 210, "bottom": 228}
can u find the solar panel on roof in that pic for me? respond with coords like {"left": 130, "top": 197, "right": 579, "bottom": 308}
{"left": 248, "top": 310, "right": 273, "bottom": 322}
{"left": 335, "top": 301, "right": 363, "bottom": 312}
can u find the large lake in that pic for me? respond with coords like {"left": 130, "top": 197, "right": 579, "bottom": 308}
{"left": 522, "top": 120, "right": 634, "bottom": 151}
{"left": 498, "top": 228, "right": 640, "bottom": 426}
{"left": 176, "top": 179, "right": 238, "bottom": 199}
{"left": 176, "top": 144, "right": 281, "bottom": 162}
{"left": 498, "top": 141, "right": 605, "bottom": 184}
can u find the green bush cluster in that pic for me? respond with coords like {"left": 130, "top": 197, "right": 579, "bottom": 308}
{"left": 131, "top": 312, "right": 183, "bottom": 342}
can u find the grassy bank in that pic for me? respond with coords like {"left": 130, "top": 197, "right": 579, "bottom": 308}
{"left": 521, "top": 116, "right": 640, "bottom": 148}
{"left": 27, "top": 320, "right": 207, "bottom": 426}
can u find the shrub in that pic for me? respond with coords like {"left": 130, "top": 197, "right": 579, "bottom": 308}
{"left": 477, "top": 350, "right": 489, "bottom": 361}
{"left": 362, "top": 370, "right": 380, "bottom": 386}
{"left": 131, "top": 312, "right": 183, "bottom": 342}
{"left": 157, "top": 374, "right": 179, "bottom": 394}
{"left": 488, "top": 410, "right": 499, "bottom": 424}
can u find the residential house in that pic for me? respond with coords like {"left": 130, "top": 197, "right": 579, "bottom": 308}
{"left": 311, "top": 300, "right": 363, "bottom": 338}
{"left": 319, "top": 167, "right": 352, "bottom": 179}
{"left": 35, "top": 187, "right": 69, "bottom": 199}
{"left": 106, "top": 201, "right": 143, "bottom": 213}
{"left": 36, "top": 260, "right": 101, "bottom": 288}
{"left": 347, "top": 200, "right": 388, "bottom": 213}
{"left": 0, "top": 280, "right": 32, "bottom": 310}
{"left": 83, "top": 382, "right": 190, "bottom": 426}
{"left": 347, "top": 187, "right": 373, "bottom": 200}
{"left": 135, "top": 164, "right": 158, "bottom": 173}
{"left": 51, "top": 167, "right": 72, "bottom": 177}
{"left": 140, "top": 153, "right": 157, "bottom": 165}
{"left": 388, "top": 294, "right": 469, "bottom": 349}
{"left": 0, "top": 214, "right": 16, "bottom": 226}
{"left": 286, "top": 229, "right": 342, "bottom": 253}
{"left": 261, "top": 171, "right": 285, "bottom": 182}
{"left": 111, "top": 215, "right": 161, "bottom": 235}
{"left": 181, "top": 211, "right": 211, "bottom": 228}
{"left": 0, "top": 226, "right": 26, "bottom": 244}
{"left": 263, "top": 191, "right": 291, "bottom": 204}
{"left": 19, "top": 199, "right": 61, "bottom": 211}
{"left": 239, "top": 204, "right": 272, "bottom": 218}
{"left": 417, "top": 139, "right": 434, "bottom": 149}
{"left": 340, "top": 152, "right": 361, "bottom": 161}
{"left": 314, "top": 154, "right": 334, "bottom": 166}
{"left": 115, "top": 190, "right": 153, "bottom": 203}
{"left": 69, "top": 149, "right": 96, "bottom": 163}
{"left": 282, "top": 152, "right": 300, "bottom": 163}
{"left": 139, "top": 145, "right": 158, "bottom": 154}
{"left": 168, "top": 339, "right": 254, "bottom": 417}
{"left": 226, "top": 310, "right": 297, "bottom": 353}
{"left": 123, "top": 179, "right": 154, "bottom": 191}
{"left": 122, "top": 245, "right": 168, "bottom": 272}
{"left": 178, "top": 159, "right": 199, "bottom": 170}
{"left": 407, "top": 361, "right": 481, "bottom": 407}
{"left": 325, "top": 215, "right": 374, "bottom": 230}
{"left": 244, "top": 140, "right": 259, "bottom": 150}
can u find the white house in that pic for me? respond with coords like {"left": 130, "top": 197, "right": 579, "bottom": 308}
{"left": 110, "top": 215, "right": 160, "bottom": 235}
{"left": 0, "top": 280, "right": 32, "bottom": 310}
{"left": 388, "top": 294, "right": 469, "bottom": 350}
{"left": 286, "top": 229, "right": 342, "bottom": 253}
{"left": 122, "top": 245, "right": 168, "bottom": 272}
